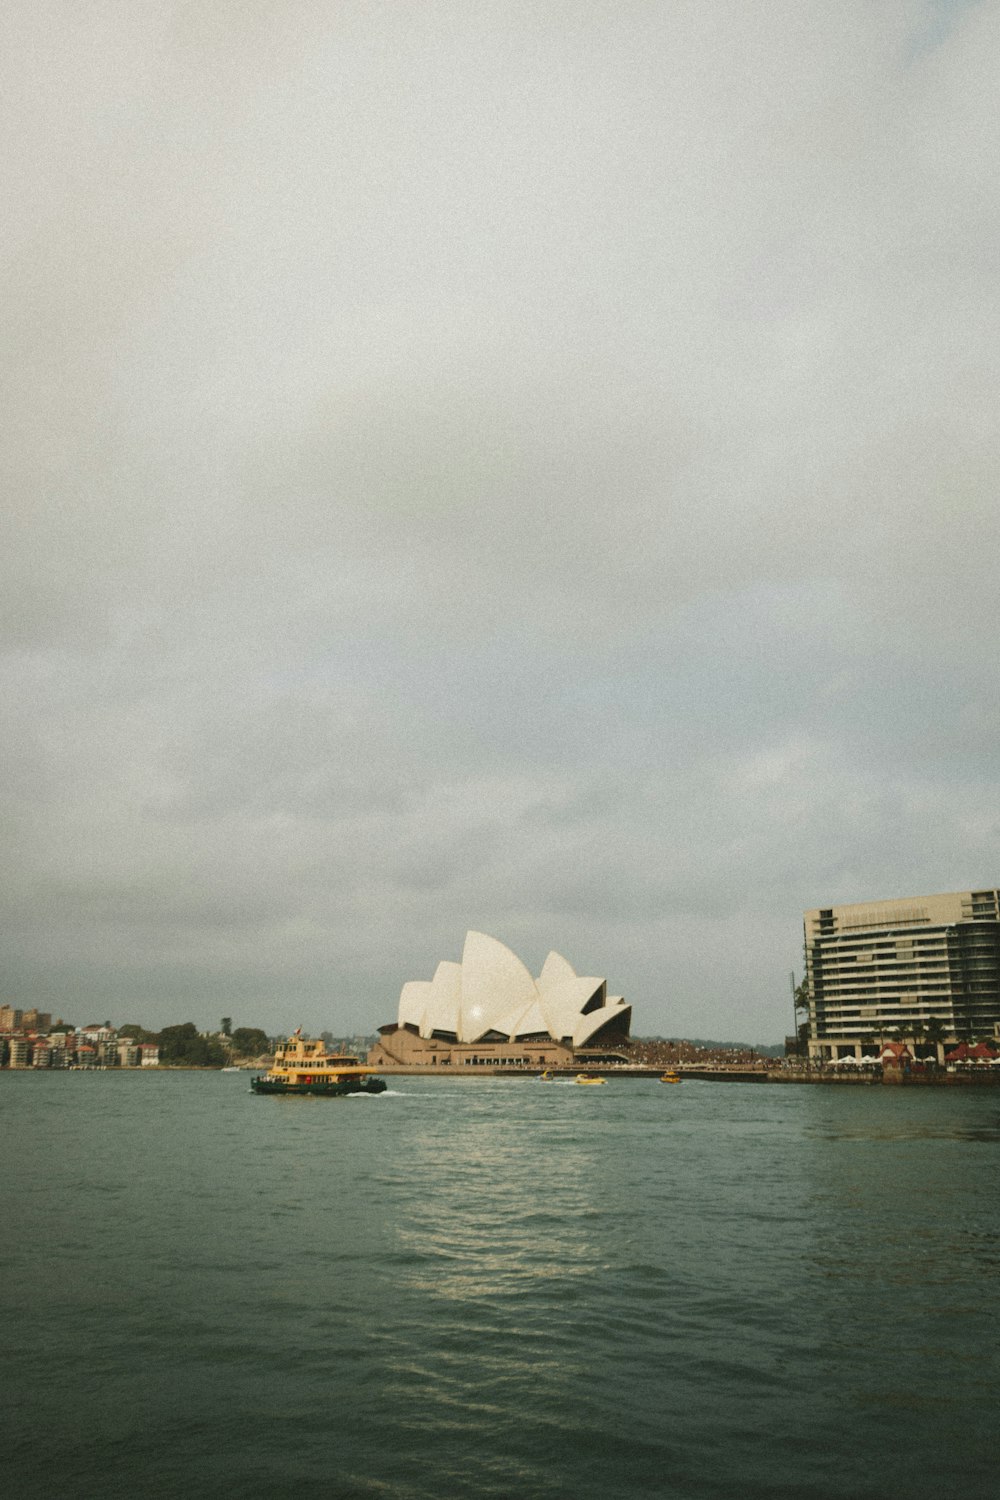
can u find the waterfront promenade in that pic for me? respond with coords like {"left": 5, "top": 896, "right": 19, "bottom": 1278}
{"left": 374, "top": 1061, "right": 1000, "bottom": 1086}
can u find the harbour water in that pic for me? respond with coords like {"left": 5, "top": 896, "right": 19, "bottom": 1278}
{"left": 4, "top": 1072, "right": 998, "bottom": 1498}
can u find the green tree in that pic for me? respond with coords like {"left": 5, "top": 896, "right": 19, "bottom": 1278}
{"left": 788, "top": 979, "right": 810, "bottom": 1057}
{"left": 231, "top": 1026, "right": 270, "bottom": 1058}
{"left": 119, "top": 1022, "right": 155, "bottom": 1042}
{"left": 158, "top": 1023, "right": 226, "bottom": 1067}
{"left": 220, "top": 1017, "right": 232, "bottom": 1037}
{"left": 158, "top": 1023, "right": 198, "bottom": 1063}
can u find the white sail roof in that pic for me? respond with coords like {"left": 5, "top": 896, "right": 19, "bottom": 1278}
{"left": 460, "top": 931, "right": 537, "bottom": 1040}
{"left": 572, "top": 998, "right": 629, "bottom": 1048}
{"left": 398, "top": 980, "right": 433, "bottom": 1031}
{"left": 395, "top": 932, "right": 630, "bottom": 1047}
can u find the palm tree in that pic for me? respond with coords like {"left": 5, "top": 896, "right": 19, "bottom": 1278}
{"left": 924, "top": 1016, "right": 947, "bottom": 1064}
{"left": 791, "top": 978, "right": 810, "bottom": 1058}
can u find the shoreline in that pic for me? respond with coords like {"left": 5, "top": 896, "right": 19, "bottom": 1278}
{"left": 373, "top": 1063, "right": 1000, "bottom": 1086}
{"left": 6, "top": 1063, "right": 999, "bottom": 1087}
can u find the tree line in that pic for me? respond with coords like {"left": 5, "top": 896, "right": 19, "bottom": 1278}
{"left": 117, "top": 1021, "right": 272, "bottom": 1065}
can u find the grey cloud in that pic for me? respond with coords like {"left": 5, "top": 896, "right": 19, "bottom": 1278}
{"left": 2, "top": 2, "right": 998, "bottom": 1040}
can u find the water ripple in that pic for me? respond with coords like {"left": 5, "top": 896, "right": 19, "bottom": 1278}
{"left": 2, "top": 1073, "right": 999, "bottom": 1499}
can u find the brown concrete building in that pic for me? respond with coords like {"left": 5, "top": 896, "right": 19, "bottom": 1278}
{"left": 804, "top": 888, "right": 1000, "bottom": 1062}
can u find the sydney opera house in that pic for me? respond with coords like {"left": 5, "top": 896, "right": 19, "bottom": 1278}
{"left": 368, "top": 931, "right": 632, "bottom": 1070}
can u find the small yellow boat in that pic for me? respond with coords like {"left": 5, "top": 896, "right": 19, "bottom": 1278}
{"left": 660, "top": 1071, "right": 682, "bottom": 1084}
{"left": 539, "top": 1069, "right": 555, "bottom": 1080}
{"left": 575, "top": 1073, "right": 606, "bottom": 1086}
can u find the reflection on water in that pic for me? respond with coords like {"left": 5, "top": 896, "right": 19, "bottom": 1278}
{"left": 393, "top": 1102, "right": 605, "bottom": 1301}
{"left": 2, "top": 1073, "right": 999, "bottom": 1500}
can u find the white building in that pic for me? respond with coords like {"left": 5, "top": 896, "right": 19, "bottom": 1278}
{"left": 371, "top": 931, "right": 631, "bottom": 1069}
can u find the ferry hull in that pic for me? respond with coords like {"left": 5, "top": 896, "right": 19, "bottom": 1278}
{"left": 250, "top": 1077, "right": 387, "bottom": 1097}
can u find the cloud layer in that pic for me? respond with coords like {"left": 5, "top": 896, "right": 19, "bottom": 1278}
{"left": 3, "top": 1, "right": 998, "bottom": 1039}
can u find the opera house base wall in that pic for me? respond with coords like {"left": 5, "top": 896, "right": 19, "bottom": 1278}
{"left": 368, "top": 1024, "right": 629, "bottom": 1073}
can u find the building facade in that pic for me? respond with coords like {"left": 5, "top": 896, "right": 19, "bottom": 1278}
{"left": 1, "top": 1023, "right": 162, "bottom": 1069}
{"left": 8, "top": 1038, "right": 29, "bottom": 1069}
{"left": 804, "top": 889, "right": 1000, "bottom": 1061}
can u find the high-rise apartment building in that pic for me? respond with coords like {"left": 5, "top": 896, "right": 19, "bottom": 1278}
{"left": 804, "top": 889, "right": 1000, "bottom": 1061}
{"left": 8, "top": 1037, "right": 29, "bottom": 1069}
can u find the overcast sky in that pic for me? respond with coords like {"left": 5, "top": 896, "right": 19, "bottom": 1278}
{"left": 3, "top": 1, "right": 997, "bottom": 1042}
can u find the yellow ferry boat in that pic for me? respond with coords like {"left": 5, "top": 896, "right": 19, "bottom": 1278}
{"left": 660, "top": 1071, "right": 682, "bottom": 1084}
{"left": 251, "top": 1032, "right": 387, "bottom": 1097}
{"left": 574, "top": 1073, "right": 606, "bottom": 1086}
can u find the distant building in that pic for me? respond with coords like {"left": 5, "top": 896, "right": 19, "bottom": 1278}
{"left": 22, "top": 1009, "right": 52, "bottom": 1033}
{"left": 0, "top": 1006, "right": 23, "bottom": 1032}
{"left": 79, "top": 1026, "right": 115, "bottom": 1044}
{"left": 370, "top": 931, "right": 631, "bottom": 1070}
{"left": 31, "top": 1041, "right": 52, "bottom": 1068}
{"left": 139, "top": 1044, "right": 159, "bottom": 1067}
{"left": 118, "top": 1041, "right": 141, "bottom": 1068}
{"left": 804, "top": 889, "right": 1000, "bottom": 1062}
{"left": 8, "top": 1038, "right": 29, "bottom": 1069}
{"left": 879, "top": 1041, "right": 913, "bottom": 1071}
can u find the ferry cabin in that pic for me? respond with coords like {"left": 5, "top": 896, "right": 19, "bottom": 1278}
{"left": 271, "top": 1036, "right": 374, "bottom": 1085}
